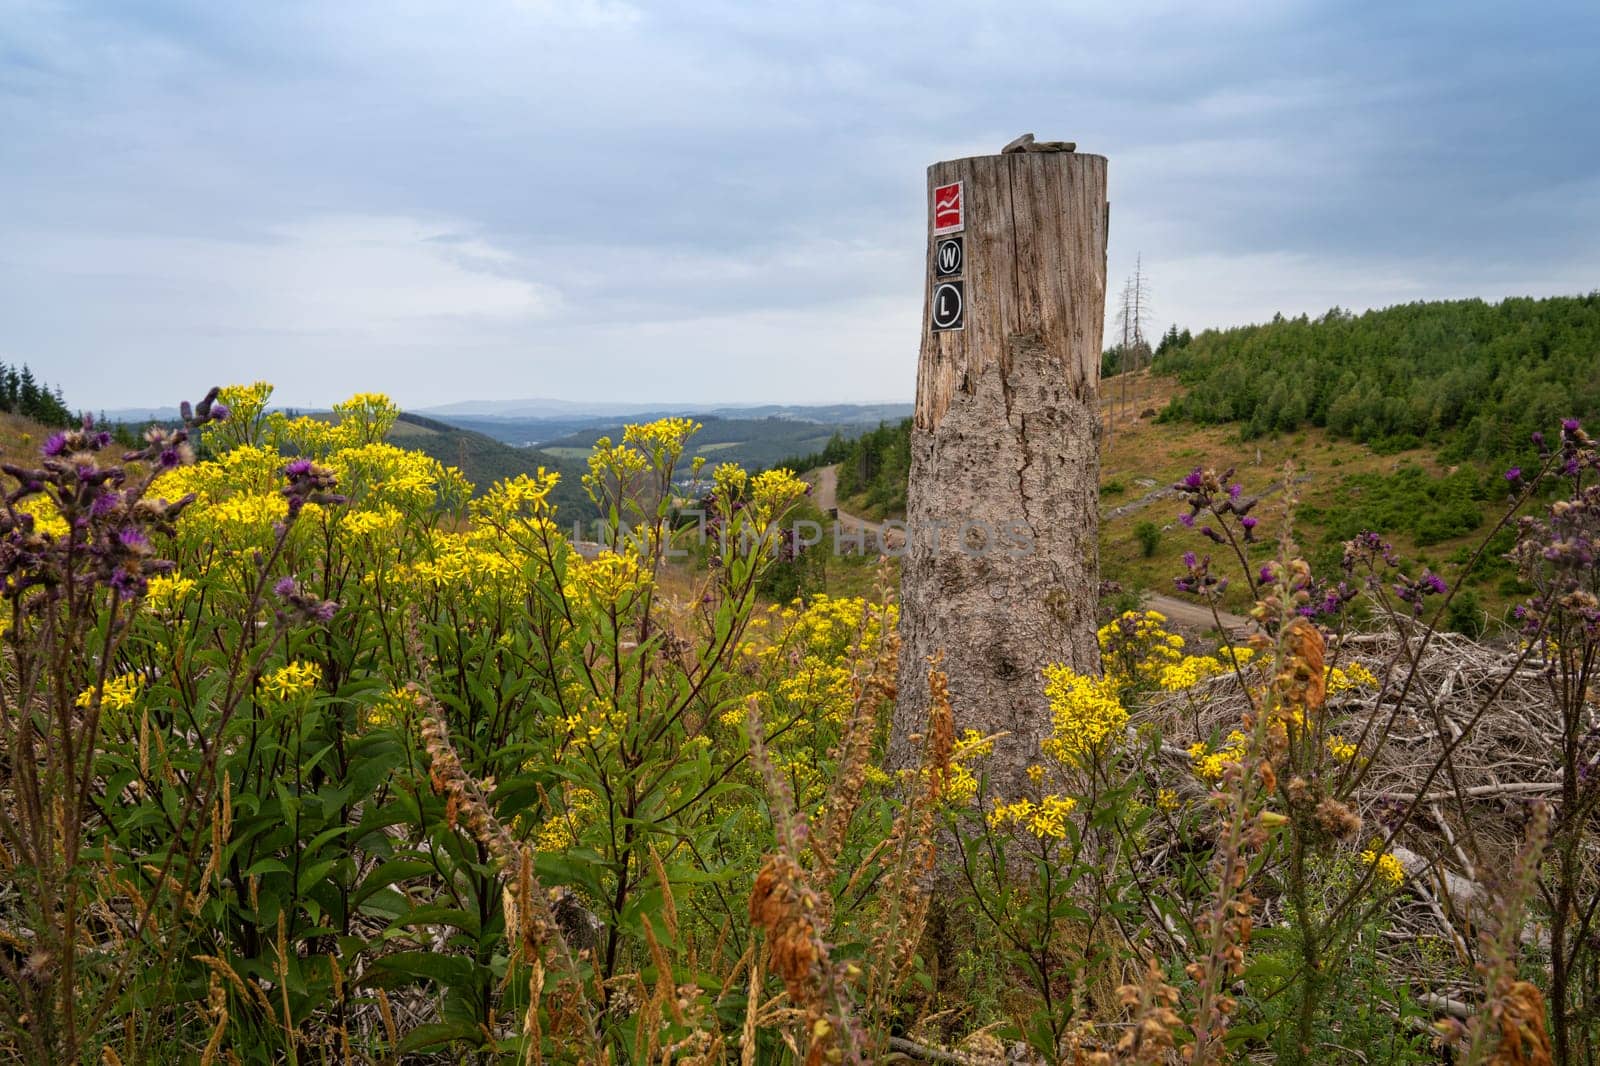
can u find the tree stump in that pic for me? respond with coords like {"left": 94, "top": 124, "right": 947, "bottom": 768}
{"left": 892, "top": 149, "right": 1109, "bottom": 802}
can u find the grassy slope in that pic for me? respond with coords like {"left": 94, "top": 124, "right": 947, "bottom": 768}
{"left": 0, "top": 412, "right": 54, "bottom": 457}
{"left": 1099, "top": 373, "right": 1520, "bottom": 625}
{"left": 795, "top": 373, "right": 1526, "bottom": 629}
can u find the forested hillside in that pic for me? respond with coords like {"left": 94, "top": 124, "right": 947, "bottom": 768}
{"left": 1157, "top": 293, "right": 1600, "bottom": 459}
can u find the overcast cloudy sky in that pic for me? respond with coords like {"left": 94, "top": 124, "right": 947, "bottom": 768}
{"left": 2, "top": 1, "right": 1597, "bottom": 410}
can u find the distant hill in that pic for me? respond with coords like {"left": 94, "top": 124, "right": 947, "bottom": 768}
{"left": 532, "top": 413, "right": 905, "bottom": 476}
{"left": 387, "top": 413, "right": 595, "bottom": 520}
{"left": 418, "top": 398, "right": 912, "bottom": 423}
{"left": 431, "top": 403, "right": 914, "bottom": 450}
{"left": 1156, "top": 293, "right": 1600, "bottom": 460}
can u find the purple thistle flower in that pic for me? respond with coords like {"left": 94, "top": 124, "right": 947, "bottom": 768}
{"left": 1563, "top": 418, "right": 1581, "bottom": 433}
{"left": 1229, "top": 482, "right": 1243, "bottom": 499}
{"left": 1182, "top": 550, "right": 1197, "bottom": 569}
{"left": 43, "top": 432, "right": 69, "bottom": 457}
{"left": 274, "top": 576, "right": 298, "bottom": 598}
{"left": 1241, "top": 515, "right": 1258, "bottom": 529}
{"left": 1506, "top": 466, "right": 1522, "bottom": 481}
{"left": 110, "top": 567, "right": 146, "bottom": 600}
{"left": 284, "top": 458, "right": 315, "bottom": 478}
{"left": 211, "top": 402, "right": 231, "bottom": 422}
{"left": 1182, "top": 468, "right": 1205, "bottom": 490}
{"left": 1178, "top": 512, "right": 1195, "bottom": 528}
{"left": 117, "top": 527, "right": 149, "bottom": 550}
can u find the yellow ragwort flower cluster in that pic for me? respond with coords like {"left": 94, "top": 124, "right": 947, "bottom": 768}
{"left": 1188, "top": 731, "right": 1249, "bottom": 783}
{"left": 1326, "top": 734, "right": 1359, "bottom": 761}
{"left": 144, "top": 573, "right": 197, "bottom": 610}
{"left": 1361, "top": 848, "right": 1407, "bottom": 887}
{"left": 75, "top": 673, "right": 143, "bottom": 712}
{"left": 260, "top": 661, "right": 322, "bottom": 702}
{"left": 1041, "top": 665, "right": 1128, "bottom": 765}
{"left": 987, "top": 794, "right": 1078, "bottom": 840}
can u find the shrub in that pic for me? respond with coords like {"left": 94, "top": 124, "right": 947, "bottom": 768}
{"left": 1134, "top": 519, "right": 1162, "bottom": 557}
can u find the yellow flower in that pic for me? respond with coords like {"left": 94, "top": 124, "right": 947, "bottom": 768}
{"left": 331, "top": 391, "right": 400, "bottom": 444}
{"left": 1326, "top": 734, "right": 1358, "bottom": 761}
{"left": 471, "top": 470, "right": 562, "bottom": 525}
{"left": 988, "top": 794, "right": 1078, "bottom": 839}
{"left": 749, "top": 467, "right": 808, "bottom": 523}
{"left": 1361, "top": 848, "right": 1406, "bottom": 887}
{"left": 1040, "top": 666, "right": 1127, "bottom": 765}
{"left": 624, "top": 416, "right": 701, "bottom": 455}
{"left": 944, "top": 763, "right": 980, "bottom": 806}
{"left": 1328, "top": 662, "right": 1379, "bottom": 695}
{"left": 145, "top": 573, "right": 197, "bottom": 609}
{"left": 260, "top": 661, "right": 322, "bottom": 702}
{"left": 1188, "top": 731, "right": 1249, "bottom": 783}
{"left": 366, "top": 686, "right": 420, "bottom": 730}
{"left": 75, "top": 673, "right": 143, "bottom": 712}
{"left": 1156, "top": 788, "right": 1180, "bottom": 812}
{"left": 1157, "top": 655, "right": 1229, "bottom": 692}
{"left": 17, "top": 497, "right": 70, "bottom": 539}
{"left": 340, "top": 507, "right": 402, "bottom": 538}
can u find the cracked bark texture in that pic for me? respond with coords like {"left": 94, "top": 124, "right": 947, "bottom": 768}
{"left": 893, "top": 151, "right": 1108, "bottom": 801}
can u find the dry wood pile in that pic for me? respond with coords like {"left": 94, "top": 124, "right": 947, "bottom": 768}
{"left": 1145, "top": 625, "right": 1591, "bottom": 1012}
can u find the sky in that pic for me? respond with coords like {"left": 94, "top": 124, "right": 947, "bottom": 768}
{"left": 2, "top": 1, "right": 1597, "bottom": 411}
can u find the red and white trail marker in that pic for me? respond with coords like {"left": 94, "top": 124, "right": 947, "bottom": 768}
{"left": 932, "top": 181, "right": 964, "bottom": 234}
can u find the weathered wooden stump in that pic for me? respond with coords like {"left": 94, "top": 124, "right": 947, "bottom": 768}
{"left": 892, "top": 147, "right": 1109, "bottom": 801}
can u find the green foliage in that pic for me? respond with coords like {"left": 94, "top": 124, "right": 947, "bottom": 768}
{"left": 1135, "top": 520, "right": 1162, "bottom": 558}
{"left": 1157, "top": 294, "right": 1600, "bottom": 461}
{"left": 1298, "top": 464, "right": 1488, "bottom": 548}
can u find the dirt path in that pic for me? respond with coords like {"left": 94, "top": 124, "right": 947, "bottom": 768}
{"left": 807, "top": 465, "right": 890, "bottom": 538}
{"left": 1142, "top": 592, "right": 1251, "bottom": 637}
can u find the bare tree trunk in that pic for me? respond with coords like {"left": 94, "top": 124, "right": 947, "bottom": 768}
{"left": 893, "top": 149, "right": 1109, "bottom": 802}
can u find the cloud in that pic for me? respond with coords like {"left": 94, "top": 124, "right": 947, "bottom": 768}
{"left": 0, "top": 0, "right": 1596, "bottom": 408}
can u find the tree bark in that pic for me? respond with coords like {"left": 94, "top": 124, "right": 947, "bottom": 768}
{"left": 893, "top": 150, "right": 1108, "bottom": 802}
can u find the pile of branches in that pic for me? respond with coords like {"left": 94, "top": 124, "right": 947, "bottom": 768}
{"left": 1146, "top": 624, "right": 1593, "bottom": 1011}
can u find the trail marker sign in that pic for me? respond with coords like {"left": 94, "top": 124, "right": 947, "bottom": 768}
{"left": 933, "top": 181, "right": 964, "bottom": 234}
{"left": 934, "top": 236, "right": 963, "bottom": 277}
{"left": 931, "top": 280, "right": 964, "bottom": 331}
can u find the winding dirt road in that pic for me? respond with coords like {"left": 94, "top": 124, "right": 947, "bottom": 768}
{"left": 805, "top": 465, "right": 902, "bottom": 549}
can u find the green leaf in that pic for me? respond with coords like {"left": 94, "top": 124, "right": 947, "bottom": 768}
{"left": 353, "top": 858, "right": 435, "bottom": 907}
{"left": 394, "top": 904, "right": 481, "bottom": 939}
{"left": 396, "top": 1020, "right": 485, "bottom": 1052}
{"left": 366, "top": 951, "right": 477, "bottom": 990}
{"left": 297, "top": 858, "right": 340, "bottom": 894}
